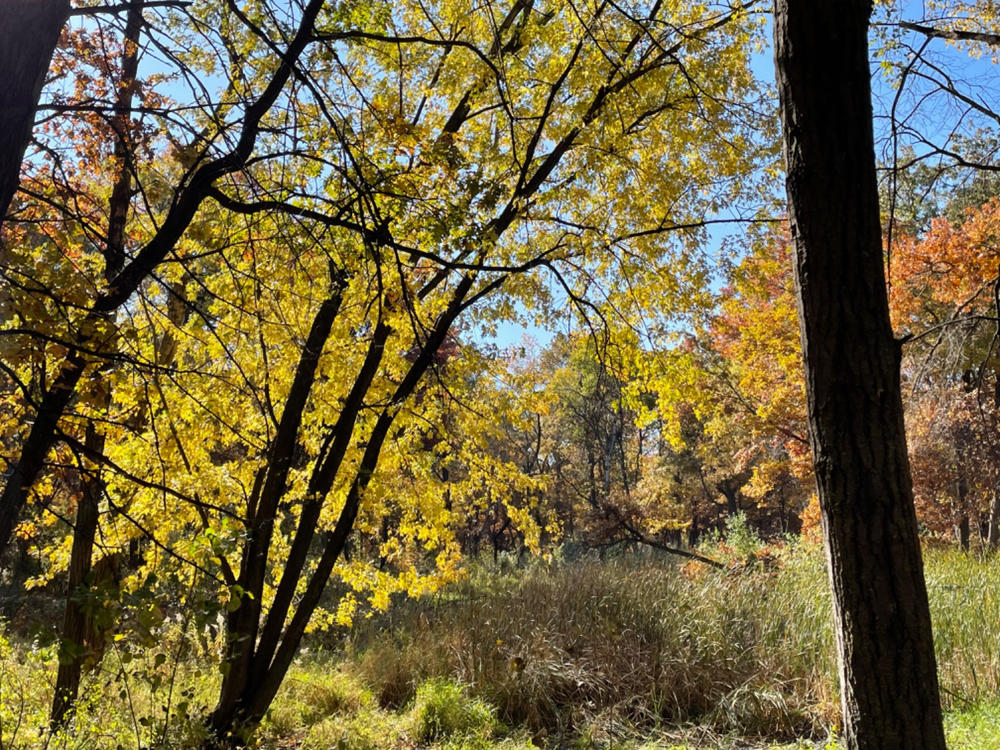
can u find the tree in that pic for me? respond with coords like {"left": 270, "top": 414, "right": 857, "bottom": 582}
{"left": 2, "top": 0, "right": 768, "bottom": 744}
{"left": 774, "top": 1, "right": 946, "bottom": 748}
{"left": 890, "top": 196, "right": 1000, "bottom": 547}
{"left": 50, "top": 0, "right": 145, "bottom": 723}
{"left": 193, "top": 2, "right": 765, "bottom": 735}
{"left": 0, "top": 0, "right": 71, "bottom": 225}
{"left": 644, "top": 228, "right": 811, "bottom": 536}
{"left": 491, "top": 333, "right": 728, "bottom": 564}
{"left": 705, "top": 231, "right": 810, "bottom": 531}
{"left": 0, "top": 0, "right": 335, "bottom": 561}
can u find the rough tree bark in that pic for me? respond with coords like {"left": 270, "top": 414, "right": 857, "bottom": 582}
{"left": 773, "top": 1, "right": 947, "bottom": 748}
{"left": 0, "top": 0, "right": 71, "bottom": 226}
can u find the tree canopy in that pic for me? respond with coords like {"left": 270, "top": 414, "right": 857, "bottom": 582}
{"left": 2, "top": 0, "right": 1000, "bottom": 746}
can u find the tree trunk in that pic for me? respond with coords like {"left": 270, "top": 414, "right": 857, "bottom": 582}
{"left": 719, "top": 484, "right": 740, "bottom": 516}
{"left": 778, "top": 486, "right": 788, "bottom": 534}
{"left": 955, "top": 475, "right": 970, "bottom": 551}
{"left": 987, "top": 491, "right": 1000, "bottom": 551}
{"left": 51, "top": 3, "right": 143, "bottom": 723}
{"left": 955, "top": 516, "right": 970, "bottom": 551}
{"left": 50, "top": 422, "right": 104, "bottom": 725}
{"left": 0, "top": 1, "right": 73, "bottom": 559}
{"left": 773, "top": 2, "right": 946, "bottom": 748}
{"left": 0, "top": 0, "right": 71, "bottom": 226}
{"left": 207, "top": 278, "right": 474, "bottom": 745}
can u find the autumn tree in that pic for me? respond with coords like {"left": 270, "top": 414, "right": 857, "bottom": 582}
{"left": 704, "top": 231, "right": 810, "bottom": 531}
{"left": 0, "top": 0, "right": 338, "bottom": 561}
{"left": 490, "top": 333, "right": 729, "bottom": 563}
{"left": 2, "top": 0, "right": 770, "bottom": 744}
{"left": 197, "top": 2, "right": 767, "bottom": 735}
{"left": 46, "top": 0, "right": 143, "bottom": 723}
{"left": 891, "top": 197, "right": 1000, "bottom": 547}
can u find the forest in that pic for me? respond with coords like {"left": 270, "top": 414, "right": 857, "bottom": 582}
{"left": 1, "top": 0, "right": 999, "bottom": 748}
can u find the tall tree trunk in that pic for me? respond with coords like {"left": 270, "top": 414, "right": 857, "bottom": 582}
{"left": 955, "top": 475, "right": 970, "bottom": 551}
{"left": 773, "top": 2, "right": 946, "bottom": 748}
{"left": 51, "top": 2, "right": 143, "bottom": 723}
{"left": 0, "top": 0, "right": 71, "bottom": 226}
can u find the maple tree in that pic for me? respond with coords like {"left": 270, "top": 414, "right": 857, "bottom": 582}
{"left": 0, "top": 0, "right": 770, "bottom": 740}
{"left": 890, "top": 196, "right": 1000, "bottom": 547}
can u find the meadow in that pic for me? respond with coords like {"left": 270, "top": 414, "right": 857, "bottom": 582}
{"left": 3, "top": 531, "right": 1000, "bottom": 749}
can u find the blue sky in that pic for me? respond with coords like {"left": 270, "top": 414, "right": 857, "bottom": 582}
{"left": 481, "top": 4, "right": 1000, "bottom": 354}
{"left": 60, "top": 2, "right": 1000, "bottom": 356}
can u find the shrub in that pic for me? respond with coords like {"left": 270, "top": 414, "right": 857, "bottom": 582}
{"left": 411, "top": 677, "right": 498, "bottom": 742}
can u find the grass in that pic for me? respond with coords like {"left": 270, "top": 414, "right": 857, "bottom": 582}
{"left": 410, "top": 677, "right": 499, "bottom": 743}
{"left": 340, "top": 541, "right": 838, "bottom": 745}
{"left": 2, "top": 541, "right": 1000, "bottom": 747}
{"left": 944, "top": 702, "right": 1000, "bottom": 749}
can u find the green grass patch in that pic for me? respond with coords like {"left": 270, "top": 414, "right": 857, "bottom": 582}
{"left": 944, "top": 701, "right": 1000, "bottom": 749}
{"left": 410, "top": 677, "right": 499, "bottom": 743}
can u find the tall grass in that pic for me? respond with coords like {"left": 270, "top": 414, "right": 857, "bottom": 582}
{"left": 340, "top": 542, "right": 1000, "bottom": 745}
{"left": 926, "top": 547, "right": 1000, "bottom": 707}
{"left": 343, "top": 543, "right": 838, "bottom": 743}
{"left": 3, "top": 542, "right": 1000, "bottom": 747}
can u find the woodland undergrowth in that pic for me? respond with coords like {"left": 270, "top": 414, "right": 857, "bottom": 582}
{"left": 1, "top": 537, "right": 999, "bottom": 748}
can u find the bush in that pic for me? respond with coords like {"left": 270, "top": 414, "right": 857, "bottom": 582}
{"left": 411, "top": 677, "right": 498, "bottom": 742}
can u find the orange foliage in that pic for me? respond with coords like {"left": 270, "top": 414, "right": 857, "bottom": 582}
{"left": 890, "top": 197, "right": 1000, "bottom": 331}
{"left": 798, "top": 494, "right": 822, "bottom": 545}
{"left": 890, "top": 198, "right": 1000, "bottom": 541}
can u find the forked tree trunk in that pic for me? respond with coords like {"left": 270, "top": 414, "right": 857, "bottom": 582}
{"left": 207, "top": 275, "right": 474, "bottom": 746}
{"left": 0, "top": 0, "right": 71, "bottom": 225}
{"left": 773, "top": 1, "right": 947, "bottom": 748}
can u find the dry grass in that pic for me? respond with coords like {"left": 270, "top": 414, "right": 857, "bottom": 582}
{"left": 343, "top": 542, "right": 838, "bottom": 745}
{"left": 3, "top": 540, "right": 1000, "bottom": 748}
